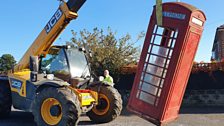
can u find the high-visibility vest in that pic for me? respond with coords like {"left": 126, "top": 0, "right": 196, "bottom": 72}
{"left": 103, "top": 75, "right": 113, "bottom": 84}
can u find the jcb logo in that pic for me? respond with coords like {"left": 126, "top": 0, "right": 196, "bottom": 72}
{"left": 11, "top": 79, "right": 22, "bottom": 90}
{"left": 45, "top": 9, "right": 63, "bottom": 34}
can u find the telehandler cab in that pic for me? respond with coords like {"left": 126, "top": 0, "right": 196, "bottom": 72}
{"left": 0, "top": 0, "right": 122, "bottom": 125}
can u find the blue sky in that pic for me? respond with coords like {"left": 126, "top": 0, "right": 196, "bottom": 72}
{"left": 0, "top": 0, "right": 223, "bottom": 62}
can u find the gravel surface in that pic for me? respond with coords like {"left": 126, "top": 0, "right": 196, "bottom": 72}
{"left": 0, "top": 107, "right": 224, "bottom": 126}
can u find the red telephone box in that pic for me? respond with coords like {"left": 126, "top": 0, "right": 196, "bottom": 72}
{"left": 127, "top": 2, "right": 206, "bottom": 125}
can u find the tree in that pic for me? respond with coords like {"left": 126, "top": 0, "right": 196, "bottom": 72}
{"left": 0, "top": 54, "right": 16, "bottom": 74}
{"left": 67, "top": 27, "right": 145, "bottom": 83}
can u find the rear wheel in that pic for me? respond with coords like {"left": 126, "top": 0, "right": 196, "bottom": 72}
{"left": 87, "top": 85, "right": 122, "bottom": 123}
{"left": 32, "top": 86, "right": 81, "bottom": 126}
{"left": 0, "top": 80, "right": 12, "bottom": 118}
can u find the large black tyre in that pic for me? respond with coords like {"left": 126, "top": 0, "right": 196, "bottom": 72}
{"left": 0, "top": 80, "right": 12, "bottom": 118}
{"left": 87, "top": 85, "right": 122, "bottom": 123}
{"left": 32, "top": 86, "right": 81, "bottom": 126}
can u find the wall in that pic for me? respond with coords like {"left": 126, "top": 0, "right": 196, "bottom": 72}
{"left": 117, "top": 72, "right": 224, "bottom": 107}
{"left": 182, "top": 89, "right": 224, "bottom": 107}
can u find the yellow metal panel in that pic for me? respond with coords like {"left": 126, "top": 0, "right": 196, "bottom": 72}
{"left": 90, "top": 90, "right": 98, "bottom": 105}
{"left": 80, "top": 93, "right": 96, "bottom": 106}
{"left": 13, "top": 70, "right": 31, "bottom": 80}
{"left": 8, "top": 73, "right": 28, "bottom": 97}
{"left": 60, "top": 3, "right": 78, "bottom": 19}
{"left": 68, "top": 87, "right": 98, "bottom": 106}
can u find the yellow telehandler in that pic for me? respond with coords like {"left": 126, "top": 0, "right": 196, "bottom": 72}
{"left": 0, "top": 0, "right": 122, "bottom": 125}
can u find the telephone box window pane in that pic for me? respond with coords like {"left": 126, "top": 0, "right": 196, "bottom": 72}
{"left": 151, "top": 45, "right": 169, "bottom": 57}
{"left": 170, "top": 31, "right": 175, "bottom": 38}
{"left": 157, "top": 26, "right": 165, "bottom": 35}
{"left": 141, "top": 73, "right": 144, "bottom": 81}
{"left": 141, "top": 82, "right": 158, "bottom": 96}
{"left": 171, "top": 40, "right": 176, "bottom": 48}
{"left": 154, "top": 36, "right": 163, "bottom": 45}
{"left": 168, "top": 39, "right": 172, "bottom": 47}
{"left": 158, "top": 89, "right": 162, "bottom": 97}
{"left": 174, "top": 31, "right": 178, "bottom": 38}
{"left": 144, "top": 74, "right": 161, "bottom": 86}
{"left": 169, "top": 50, "right": 173, "bottom": 58}
{"left": 148, "top": 45, "right": 152, "bottom": 53}
{"left": 139, "top": 91, "right": 156, "bottom": 105}
{"left": 139, "top": 81, "right": 143, "bottom": 89}
{"left": 143, "top": 63, "right": 147, "bottom": 71}
{"left": 163, "top": 70, "right": 167, "bottom": 78}
{"left": 145, "top": 54, "right": 150, "bottom": 62}
{"left": 160, "top": 79, "right": 164, "bottom": 88}
{"left": 149, "top": 55, "right": 166, "bottom": 68}
{"left": 153, "top": 25, "right": 157, "bottom": 33}
{"left": 146, "top": 64, "right": 164, "bottom": 77}
{"left": 150, "top": 35, "right": 155, "bottom": 44}
{"left": 166, "top": 60, "right": 170, "bottom": 68}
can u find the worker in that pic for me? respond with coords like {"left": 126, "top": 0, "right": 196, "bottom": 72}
{"left": 103, "top": 70, "right": 114, "bottom": 86}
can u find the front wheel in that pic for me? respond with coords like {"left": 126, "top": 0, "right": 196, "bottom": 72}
{"left": 87, "top": 85, "right": 122, "bottom": 123}
{"left": 0, "top": 80, "right": 12, "bottom": 118}
{"left": 32, "top": 86, "right": 81, "bottom": 126}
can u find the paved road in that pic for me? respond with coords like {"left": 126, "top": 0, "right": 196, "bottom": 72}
{"left": 0, "top": 107, "right": 224, "bottom": 126}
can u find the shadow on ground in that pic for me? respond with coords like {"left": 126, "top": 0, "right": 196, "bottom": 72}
{"left": 121, "top": 105, "right": 224, "bottom": 116}
{"left": 180, "top": 106, "right": 224, "bottom": 114}
{"left": 0, "top": 111, "right": 36, "bottom": 126}
{"left": 120, "top": 106, "right": 134, "bottom": 116}
{"left": 78, "top": 108, "right": 136, "bottom": 125}
{"left": 78, "top": 121, "right": 102, "bottom": 125}
{"left": 1, "top": 106, "right": 224, "bottom": 126}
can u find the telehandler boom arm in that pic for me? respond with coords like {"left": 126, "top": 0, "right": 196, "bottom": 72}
{"left": 14, "top": 0, "right": 86, "bottom": 72}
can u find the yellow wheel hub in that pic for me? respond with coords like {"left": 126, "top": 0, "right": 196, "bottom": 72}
{"left": 41, "top": 98, "right": 62, "bottom": 125}
{"left": 92, "top": 94, "right": 110, "bottom": 115}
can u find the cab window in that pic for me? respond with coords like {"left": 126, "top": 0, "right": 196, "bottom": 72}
{"left": 41, "top": 49, "right": 70, "bottom": 80}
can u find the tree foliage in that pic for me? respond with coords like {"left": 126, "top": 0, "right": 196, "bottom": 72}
{"left": 0, "top": 54, "right": 16, "bottom": 74}
{"left": 67, "top": 27, "right": 145, "bottom": 83}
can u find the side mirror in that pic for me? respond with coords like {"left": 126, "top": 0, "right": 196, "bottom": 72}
{"left": 30, "top": 56, "right": 39, "bottom": 82}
